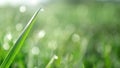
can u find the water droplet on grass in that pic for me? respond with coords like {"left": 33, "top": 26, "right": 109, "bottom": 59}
{"left": 3, "top": 43, "right": 10, "bottom": 50}
{"left": 4, "top": 33, "right": 12, "bottom": 42}
{"left": 54, "top": 55, "right": 58, "bottom": 59}
{"left": 7, "top": 33, "right": 12, "bottom": 40}
{"left": 40, "top": 8, "right": 44, "bottom": 12}
{"left": 31, "top": 46, "right": 40, "bottom": 55}
{"left": 16, "top": 23, "right": 23, "bottom": 31}
{"left": 38, "top": 30, "right": 46, "bottom": 39}
{"left": 19, "top": 5, "right": 26, "bottom": 13}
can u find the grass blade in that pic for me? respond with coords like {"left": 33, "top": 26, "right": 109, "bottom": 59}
{"left": 0, "top": 8, "right": 40, "bottom": 68}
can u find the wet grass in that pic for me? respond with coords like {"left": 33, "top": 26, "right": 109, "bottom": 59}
{"left": 0, "top": 8, "right": 40, "bottom": 68}
{"left": 0, "top": 3, "right": 120, "bottom": 68}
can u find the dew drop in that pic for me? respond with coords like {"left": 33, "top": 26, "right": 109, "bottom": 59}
{"left": 38, "top": 30, "right": 46, "bottom": 39}
{"left": 4, "top": 33, "right": 12, "bottom": 42}
{"left": 31, "top": 46, "right": 40, "bottom": 55}
{"left": 16, "top": 23, "right": 23, "bottom": 31}
{"left": 40, "top": 8, "right": 44, "bottom": 12}
{"left": 3, "top": 43, "right": 10, "bottom": 50}
{"left": 54, "top": 55, "right": 58, "bottom": 60}
{"left": 19, "top": 5, "right": 26, "bottom": 13}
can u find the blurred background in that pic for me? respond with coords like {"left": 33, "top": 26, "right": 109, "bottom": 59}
{"left": 0, "top": 0, "right": 120, "bottom": 68}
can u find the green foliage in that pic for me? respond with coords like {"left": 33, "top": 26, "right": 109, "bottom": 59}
{"left": 0, "top": 8, "right": 40, "bottom": 68}
{"left": 0, "top": 3, "right": 120, "bottom": 68}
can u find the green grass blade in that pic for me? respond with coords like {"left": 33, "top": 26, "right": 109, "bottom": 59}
{"left": 0, "top": 8, "right": 40, "bottom": 68}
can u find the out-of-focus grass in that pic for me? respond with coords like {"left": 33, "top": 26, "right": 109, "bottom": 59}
{"left": 0, "top": 8, "right": 40, "bottom": 68}
{"left": 0, "top": 3, "right": 120, "bottom": 68}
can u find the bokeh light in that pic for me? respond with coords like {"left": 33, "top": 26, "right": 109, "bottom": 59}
{"left": 19, "top": 6, "right": 26, "bottom": 13}
{"left": 38, "top": 30, "right": 46, "bottom": 39}
{"left": 0, "top": 0, "right": 120, "bottom": 68}
{"left": 31, "top": 46, "right": 40, "bottom": 55}
{"left": 16, "top": 23, "right": 23, "bottom": 31}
